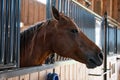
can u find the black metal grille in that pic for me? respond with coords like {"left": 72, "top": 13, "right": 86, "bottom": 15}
{"left": 0, "top": 0, "right": 20, "bottom": 69}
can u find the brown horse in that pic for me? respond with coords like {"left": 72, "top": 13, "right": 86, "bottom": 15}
{"left": 20, "top": 6, "right": 103, "bottom": 68}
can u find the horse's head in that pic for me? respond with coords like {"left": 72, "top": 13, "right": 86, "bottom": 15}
{"left": 47, "top": 6, "right": 103, "bottom": 68}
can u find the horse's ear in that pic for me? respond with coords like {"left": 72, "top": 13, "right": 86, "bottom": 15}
{"left": 52, "top": 6, "right": 60, "bottom": 20}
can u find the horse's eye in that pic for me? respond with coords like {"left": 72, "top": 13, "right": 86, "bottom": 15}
{"left": 70, "top": 29, "right": 78, "bottom": 33}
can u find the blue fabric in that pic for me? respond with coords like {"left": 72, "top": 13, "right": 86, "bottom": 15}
{"left": 47, "top": 73, "right": 59, "bottom": 80}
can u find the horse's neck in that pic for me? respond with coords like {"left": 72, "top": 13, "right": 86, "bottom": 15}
{"left": 20, "top": 22, "right": 54, "bottom": 67}
{"left": 20, "top": 34, "right": 51, "bottom": 67}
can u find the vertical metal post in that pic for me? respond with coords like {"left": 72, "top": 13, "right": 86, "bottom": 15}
{"left": 76, "top": 5, "right": 78, "bottom": 25}
{"left": 16, "top": 0, "right": 20, "bottom": 67}
{"left": 64, "top": 0, "right": 67, "bottom": 15}
{"left": 71, "top": 3, "right": 74, "bottom": 19}
{"left": 46, "top": 0, "right": 52, "bottom": 19}
{"left": 5, "top": 0, "right": 9, "bottom": 64}
{"left": 66, "top": 0, "right": 69, "bottom": 16}
{"left": 13, "top": 0, "right": 17, "bottom": 64}
{"left": 69, "top": 1, "right": 73, "bottom": 18}
{"left": 9, "top": 0, "right": 14, "bottom": 63}
{"left": 78, "top": 6, "right": 80, "bottom": 27}
{"left": 58, "top": 0, "right": 61, "bottom": 12}
{"left": 114, "top": 27, "right": 117, "bottom": 53}
{"left": 104, "top": 12, "right": 108, "bottom": 80}
{"left": 51, "top": 0, "right": 56, "bottom": 7}
{"left": 0, "top": 0, "right": 5, "bottom": 64}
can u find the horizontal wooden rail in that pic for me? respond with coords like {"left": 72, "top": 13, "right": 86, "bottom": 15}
{"left": 0, "top": 60, "right": 76, "bottom": 78}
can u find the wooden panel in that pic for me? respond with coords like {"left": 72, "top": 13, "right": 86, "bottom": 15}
{"left": 64, "top": 65, "right": 69, "bottom": 80}
{"left": 54, "top": 66, "right": 61, "bottom": 80}
{"left": 73, "top": 63, "right": 77, "bottom": 80}
{"left": 0, "top": 77, "right": 6, "bottom": 80}
{"left": 34, "top": 1, "right": 39, "bottom": 23}
{"left": 38, "top": 4, "right": 42, "bottom": 21}
{"left": 20, "top": 0, "right": 46, "bottom": 28}
{"left": 21, "top": 0, "right": 25, "bottom": 23}
{"left": 28, "top": 0, "right": 34, "bottom": 25}
{"left": 87, "top": 0, "right": 92, "bottom": 10}
{"left": 39, "top": 70, "right": 47, "bottom": 80}
{"left": 107, "top": 56, "right": 117, "bottom": 80}
{"left": 60, "top": 65, "right": 65, "bottom": 80}
{"left": 94, "top": 0, "right": 101, "bottom": 15}
{"left": 46, "top": 69, "right": 53, "bottom": 74}
{"left": 109, "top": 0, "right": 113, "bottom": 17}
{"left": 112, "top": 0, "right": 118, "bottom": 20}
{"left": 69, "top": 64, "right": 73, "bottom": 80}
{"left": 7, "top": 77, "right": 19, "bottom": 80}
{"left": 24, "top": 0, "right": 29, "bottom": 25}
{"left": 82, "top": 65, "right": 86, "bottom": 80}
{"left": 20, "top": 74, "right": 29, "bottom": 80}
{"left": 38, "top": 4, "right": 46, "bottom": 21}
{"left": 91, "top": 0, "right": 95, "bottom": 11}
{"left": 88, "top": 65, "right": 103, "bottom": 80}
{"left": 30, "top": 72, "right": 39, "bottom": 80}
{"left": 77, "top": 0, "right": 84, "bottom": 4}
{"left": 118, "top": 0, "right": 120, "bottom": 22}
{"left": 76, "top": 63, "right": 81, "bottom": 80}
{"left": 117, "top": 59, "right": 120, "bottom": 80}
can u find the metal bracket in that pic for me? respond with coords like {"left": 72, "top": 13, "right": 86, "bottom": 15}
{"left": 88, "top": 69, "right": 111, "bottom": 76}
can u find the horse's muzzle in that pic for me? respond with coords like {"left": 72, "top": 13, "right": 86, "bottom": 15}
{"left": 86, "top": 52, "right": 103, "bottom": 68}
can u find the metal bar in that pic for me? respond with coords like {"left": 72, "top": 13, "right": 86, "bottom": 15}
{"left": 13, "top": 0, "right": 19, "bottom": 66}
{"left": 58, "top": 0, "right": 61, "bottom": 12}
{"left": 78, "top": 6, "right": 80, "bottom": 27}
{"left": 6, "top": 0, "right": 11, "bottom": 64}
{"left": 89, "top": 69, "right": 111, "bottom": 76}
{"left": 46, "top": 0, "right": 51, "bottom": 19}
{"left": 5, "top": 0, "right": 9, "bottom": 64}
{"left": 0, "top": 0, "right": 2, "bottom": 64}
{"left": 76, "top": 5, "right": 79, "bottom": 26}
{"left": 64, "top": 0, "right": 67, "bottom": 15}
{"left": 9, "top": 0, "right": 14, "bottom": 63}
{"left": 61, "top": 0, "right": 64, "bottom": 13}
{"left": 104, "top": 12, "right": 108, "bottom": 80}
{"left": 16, "top": 0, "right": 20, "bottom": 67}
{"left": 66, "top": 0, "right": 69, "bottom": 16}
{"left": 13, "top": 0, "right": 17, "bottom": 64}
{"left": 0, "top": 0, "right": 5, "bottom": 64}
{"left": 114, "top": 27, "right": 117, "bottom": 53}
{"left": 51, "top": 0, "right": 56, "bottom": 7}
{"left": 68, "top": 0, "right": 72, "bottom": 17}
{"left": 72, "top": 2, "right": 74, "bottom": 18}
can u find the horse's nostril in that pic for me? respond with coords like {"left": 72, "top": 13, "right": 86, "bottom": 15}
{"left": 89, "top": 58, "right": 96, "bottom": 65}
{"left": 98, "top": 52, "right": 103, "bottom": 60}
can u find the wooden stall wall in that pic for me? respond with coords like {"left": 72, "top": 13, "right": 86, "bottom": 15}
{"left": 20, "top": 0, "right": 46, "bottom": 31}
{"left": 117, "top": 57, "right": 120, "bottom": 80}
{"left": 0, "top": 61, "right": 88, "bottom": 80}
{"left": 107, "top": 56, "right": 117, "bottom": 80}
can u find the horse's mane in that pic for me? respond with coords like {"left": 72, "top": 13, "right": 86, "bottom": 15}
{"left": 20, "top": 22, "right": 44, "bottom": 50}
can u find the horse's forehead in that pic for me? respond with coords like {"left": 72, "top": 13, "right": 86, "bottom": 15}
{"left": 67, "top": 19, "right": 78, "bottom": 28}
